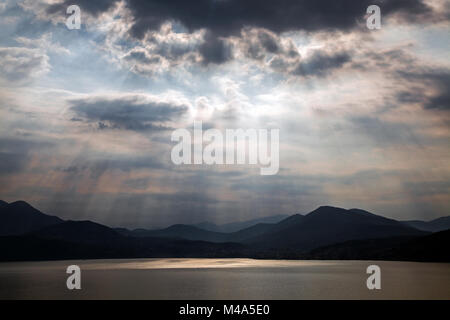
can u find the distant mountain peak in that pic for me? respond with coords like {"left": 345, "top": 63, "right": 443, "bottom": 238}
{"left": 308, "top": 205, "right": 348, "bottom": 215}
{"left": 348, "top": 208, "right": 381, "bottom": 217}
{"left": 402, "top": 216, "right": 450, "bottom": 232}
{"left": 317, "top": 205, "right": 340, "bottom": 209}
{"left": 0, "top": 200, "right": 63, "bottom": 236}
{"left": 8, "top": 200, "right": 40, "bottom": 211}
{"left": 10, "top": 200, "right": 31, "bottom": 206}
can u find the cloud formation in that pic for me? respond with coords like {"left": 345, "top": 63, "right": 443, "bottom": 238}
{"left": 397, "top": 69, "right": 450, "bottom": 111}
{"left": 0, "top": 47, "right": 49, "bottom": 83}
{"left": 49, "top": 0, "right": 434, "bottom": 36}
{"left": 69, "top": 94, "right": 189, "bottom": 132}
{"left": 292, "top": 50, "right": 351, "bottom": 77}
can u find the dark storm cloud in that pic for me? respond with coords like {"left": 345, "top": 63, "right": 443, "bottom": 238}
{"left": 426, "top": 91, "right": 450, "bottom": 111}
{"left": 69, "top": 95, "right": 188, "bottom": 131}
{"left": 198, "top": 32, "right": 233, "bottom": 65}
{"left": 292, "top": 51, "right": 351, "bottom": 77}
{"left": 242, "top": 28, "right": 298, "bottom": 61}
{"left": 397, "top": 69, "right": 450, "bottom": 111}
{"left": 124, "top": 0, "right": 430, "bottom": 38}
{"left": 48, "top": 0, "right": 432, "bottom": 38}
{"left": 44, "top": 0, "right": 439, "bottom": 71}
{"left": 258, "top": 31, "right": 280, "bottom": 54}
{"left": 421, "top": 72, "right": 450, "bottom": 111}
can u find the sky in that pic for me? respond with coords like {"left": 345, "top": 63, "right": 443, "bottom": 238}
{"left": 0, "top": 0, "right": 449, "bottom": 228}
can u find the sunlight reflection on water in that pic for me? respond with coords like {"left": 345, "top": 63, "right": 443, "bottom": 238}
{"left": 82, "top": 258, "right": 340, "bottom": 270}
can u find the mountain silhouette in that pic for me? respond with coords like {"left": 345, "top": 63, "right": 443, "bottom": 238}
{"left": 194, "top": 214, "right": 289, "bottom": 233}
{"left": 244, "top": 206, "right": 426, "bottom": 251}
{"left": 0, "top": 200, "right": 448, "bottom": 262}
{"left": 33, "top": 220, "right": 123, "bottom": 245}
{"left": 120, "top": 224, "right": 229, "bottom": 242}
{"left": 0, "top": 201, "right": 63, "bottom": 236}
{"left": 402, "top": 216, "right": 450, "bottom": 232}
{"left": 118, "top": 222, "right": 276, "bottom": 243}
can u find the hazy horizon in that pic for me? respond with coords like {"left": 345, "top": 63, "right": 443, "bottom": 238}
{"left": 2, "top": 198, "right": 449, "bottom": 230}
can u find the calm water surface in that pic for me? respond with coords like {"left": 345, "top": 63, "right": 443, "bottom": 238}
{"left": 0, "top": 259, "right": 448, "bottom": 299}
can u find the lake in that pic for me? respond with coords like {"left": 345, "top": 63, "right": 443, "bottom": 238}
{"left": 0, "top": 259, "right": 449, "bottom": 299}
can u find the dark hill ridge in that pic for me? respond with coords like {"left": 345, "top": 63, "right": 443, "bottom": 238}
{"left": 244, "top": 206, "right": 427, "bottom": 251}
{"left": 131, "top": 224, "right": 230, "bottom": 242}
{"left": 402, "top": 216, "right": 450, "bottom": 232}
{"left": 0, "top": 200, "right": 448, "bottom": 262}
{"left": 33, "top": 220, "right": 123, "bottom": 245}
{"left": 0, "top": 200, "right": 63, "bottom": 236}
{"left": 195, "top": 214, "right": 289, "bottom": 233}
{"left": 119, "top": 222, "right": 277, "bottom": 243}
